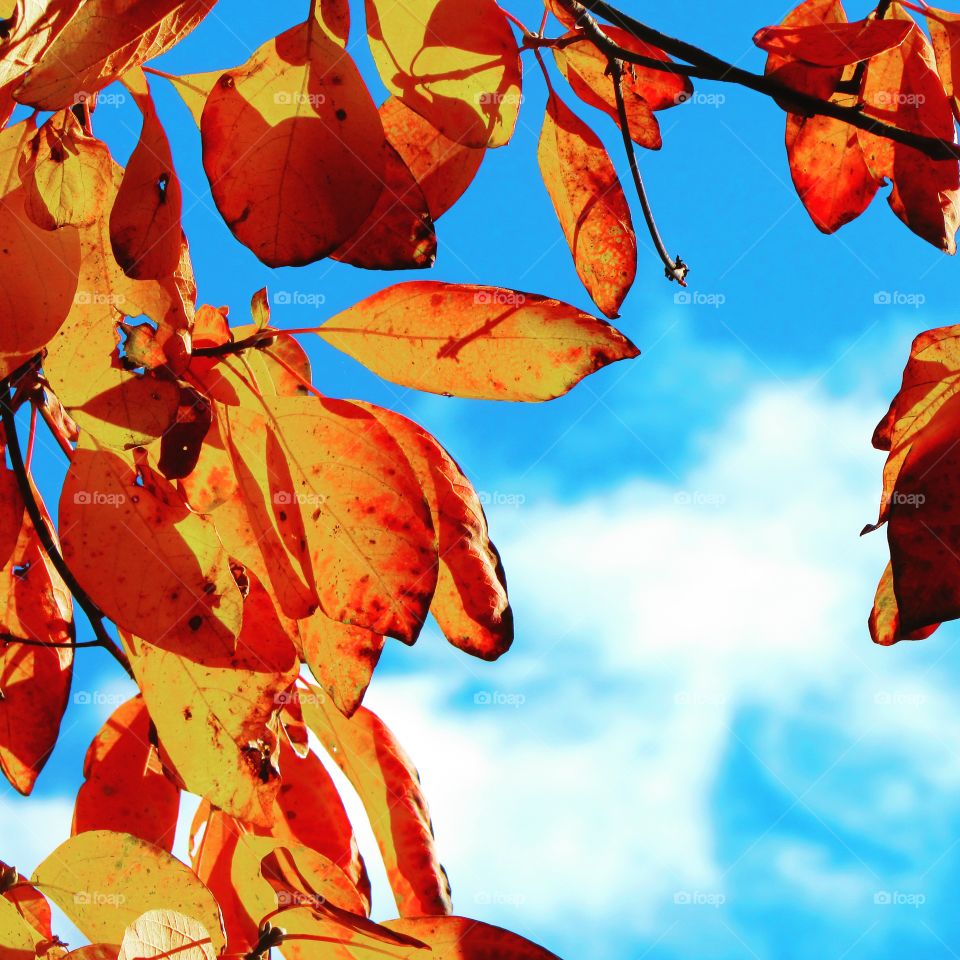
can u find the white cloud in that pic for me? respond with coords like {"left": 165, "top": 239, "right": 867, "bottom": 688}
{"left": 358, "top": 377, "right": 960, "bottom": 958}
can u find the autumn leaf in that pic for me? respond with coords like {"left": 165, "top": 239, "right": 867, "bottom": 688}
{"left": 223, "top": 396, "right": 438, "bottom": 640}
{"left": 13, "top": 0, "right": 217, "bottom": 110}
{"left": 365, "top": 0, "right": 522, "bottom": 148}
{"left": 869, "top": 562, "right": 939, "bottom": 646}
{"left": 0, "top": 121, "right": 81, "bottom": 380}
{"left": 329, "top": 139, "right": 436, "bottom": 271}
{"left": 110, "top": 70, "right": 184, "bottom": 280}
{"left": 753, "top": 16, "right": 911, "bottom": 65}
{"left": 928, "top": 6, "right": 960, "bottom": 121}
{"left": 379, "top": 96, "right": 485, "bottom": 221}
{"left": 362, "top": 405, "right": 512, "bottom": 661}
{"left": 1, "top": 860, "right": 54, "bottom": 943}
{"left": 380, "top": 917, "right": 564, "bottom": 960}
{"left": 59, "top": 440, "right": 242, "bottom": 654}
{"left": 538, "top": 88, "right": 637, "bottom": 318}
{"left": 303, "top": 693, "right": 453, "bottom": 917}
{"left": 316, "top": 280, "right": 639, "bottom": 402}
{"left": 20, "top": 111, "right": 112, "bottom": 230}
{"left": 125, "top": 572, "right": 298, "bottom": 826}
{"left": 296, "top": 610, "right": 385, "bottom": 717}
{"left": 32, "top": 830, "right": 225, "bottom": 952}
{"left": 200, "top": 15, "right": 385, "bottom": 267}
{"left": 73, "top": 695, "right": 181, "bottom": 852}
{"left": 553, "top": 27, "right": 691, "bottom": 149}
{"left": 859, "top": 4, "right": 960, "bottom": 252}
{"left": 0, "top": 895, "right": 41, "bottom": 959}
{"left": 0, "top": 475, "right": 73, "bottom": 796}
{"left": 117, "top": 910, "right": 215, "bottom": 960}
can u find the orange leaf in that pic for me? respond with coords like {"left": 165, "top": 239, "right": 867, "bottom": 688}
{"left": 0, "top": 477, "right": 72, "bottom": 796}
{"left": 223, "top": 396, "right": 438, "bottom": 641}
{"left": 125, "top": 573, "right": 298, "bottom": 826}
{"left": 110, "top": 70, "right": 184, "bottom": 280}
{"left": 0, "top": 861, "right": 53, "bottom": 943}
{"left": 329, "top": 140, "right": 436, "bottom": 271}
{"left": 382, "top": 916, "right": 563, "bottom": 959}
{"left": 538, "top": 89, "right": 637, "bottom": 318}
{"left": 362, "top": 405, "right": 512, "bottom": 661}
{"left": 296, "top": 611, "right": 386, "bottom": 717}
{"left": 59, "top": 440, "right": 242, "bottom": 653}
{"left": 754, "top": 17, "right": 911, "bottom": 65}
{"left": 13, "top": 0, "right": 217, "bottom": 110}
{"left": 869, "top": 562, "right": 939, "bottom": 646}
{"left": 73, "top": 695, "right": 180, "bottom": 852}
{"left": 303, "top": 694, "right": 452, "bottom": 917}
{"left": 19, "top": 112, "right": 112, "bottom": 230}
{"left": 317, "top": 280, "right": 639, "bottom": 402}
{"left": 859, "top": 4, "right": 960, "bottom": 251}
{"left": 199, "top": 16, "right": 385, "bottom": 267}
{"left": 365, "top": 0, "right": 522, "bottom": 148}
{"left": 379, "top": 96, "right": 485, "bottom": 221}
{"left": 928, "top": 6, "right": 960, "bottom": 121}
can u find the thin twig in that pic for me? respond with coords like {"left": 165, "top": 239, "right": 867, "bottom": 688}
{"left": 191, "top": 330, "right": 276, "bottom": 358}
{"left": 610, "top": 60, "right": 688, "bottom": 284}
{"left": 0, "top": 382, "right": 133, "bottom": 678}
{"left": 564, "top": 0, "right": 960, "bottom": 162}
{"left": 1, "top": 632, "right": 102, "bottom": 649}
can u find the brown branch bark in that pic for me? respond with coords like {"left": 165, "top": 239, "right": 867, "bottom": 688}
{"left": 565, "top": 0, "right": 960, "bottom": 162}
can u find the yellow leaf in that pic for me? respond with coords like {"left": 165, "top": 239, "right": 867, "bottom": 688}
{"left": 118, "top": 910, "right": 214, "bottom": 960}
{"left": 31, "top": 831, "right": 225, "bottom": 952}
{"left": 365, "top": 0, "right": 522, "bottom": 147}
{"left": 317, "top": 281, "right": 640, "bottom": 401}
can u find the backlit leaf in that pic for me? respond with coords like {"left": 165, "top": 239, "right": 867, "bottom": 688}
{"left": 303, "top": 694, "right": 453, "bottom": 917}
{"left": 200, "top": 16, "right": 385, "bottom": 267}
{"left": 379, "top": 96, "right": 485, "bottom": 220}
{"left": 59, "top": 440, "right": 242, "bottom": 653}
{"left": 538, "top": 89, "right": 637, "bottom": 318}
{"left": 124, "top": 572, "right": 298, "bottom": 826}
{"left": 928, "top": 6, "right": 960, "bottom": 121}
{"left": 13, "top": 0, "right": 217, "bottom": 110}
{"left": 365, "top": 0, "right": 522, "bottom": 148}
{"left": 317, "top": 280, "right": 639, "bottom": 401}
{"left": 754, "top": 16, "right": 911, "bottom": 65}
{"left": 110, "top": 70, "right": 184, "bottom": 280}
{"left": 32, "top": 831, "right": 225, "bottom": 952}
{"left": 362, "top": 405, "right": 512, "bottom": 660}
{"left": 73, "top": 695, "right": 181, "bottom": 852}
{"left": 117, "top": 910, "right": 215, "bottom": 960}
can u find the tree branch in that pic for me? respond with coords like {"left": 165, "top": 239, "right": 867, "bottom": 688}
{"left": 566, "top": 0, "right": 960, "bottom": 162}
{"left": 0, "top": 381, "right": 134, "bottom": 679}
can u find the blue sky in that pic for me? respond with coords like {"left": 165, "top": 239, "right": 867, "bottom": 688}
{"left": 9, "top": 2, "right": 960, "bottom": 958}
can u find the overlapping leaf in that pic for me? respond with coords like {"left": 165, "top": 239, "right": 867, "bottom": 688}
{"left": 124, "top": 573, "right": 298, "bottom": 826}
{"left": 538, "top": 89, "right": 637, "bottom": 318}
{"left": 32, "top": 831, "right": 225, "bottom": 952}
{"left": 365, "top": 0, "right": 522, "bottom": 148}
{"left": 73, "top": 695, "right": 181, "bottom": 851}
{"left": 117, "top": 910, "right": 215, "bottom": 960}
{"left": 59, "top": 440, "right": 242, "bottom": 653}
{"left": 303, "top": 692, "right": 452, "bottom": 917}
{"left": 316, "top": 281, "right": 639, "bottom": 401}
{"left": 200, "top": 14, "right": 385, "bottom": 267}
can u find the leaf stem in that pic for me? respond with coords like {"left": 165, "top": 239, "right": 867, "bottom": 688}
{"left": 0, "top": 381, "right": 133, "bottom": 678}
